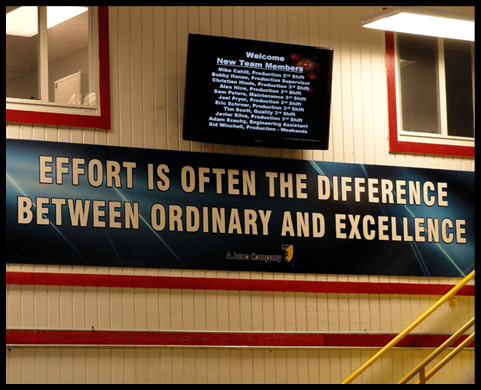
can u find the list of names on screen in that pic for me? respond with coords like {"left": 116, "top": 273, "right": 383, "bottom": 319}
{"left": 211, "top": 62, "right": 311, "bottom": 134}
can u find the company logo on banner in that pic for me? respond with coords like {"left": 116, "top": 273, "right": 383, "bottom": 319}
{"left": 6, "top": 139, "right": 474, "bottom": 277}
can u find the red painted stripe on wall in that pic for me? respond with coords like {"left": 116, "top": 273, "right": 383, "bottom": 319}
{"left": 5, "top": 271, "right": 475, "bottom": 296}
{"left": 5, "top": 330, "right": 475, "bottom": 349}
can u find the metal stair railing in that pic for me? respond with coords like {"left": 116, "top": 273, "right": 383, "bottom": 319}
{"left": 341, "top": 270, "right": 475, "bottom": 384}
{"left": 398, "top": 317, "right": 474, "bottom": 384}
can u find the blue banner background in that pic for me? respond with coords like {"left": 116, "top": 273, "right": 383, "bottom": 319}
{"left": 6, "top": 139, "right": 474, "bottom": 277}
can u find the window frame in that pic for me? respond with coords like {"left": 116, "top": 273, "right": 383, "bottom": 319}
{"left": 6, "top": 6, "right": 110, "bottom": 130}
{"left": 386, "top": 31, "right": 474, "bottom": 158}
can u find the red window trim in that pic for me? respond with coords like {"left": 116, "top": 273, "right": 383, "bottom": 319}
{"left": 5, "top": 6, "right": 111, "bottom": 130}
{"left": 385, "top": 31, "right": 474, "bottom": 158}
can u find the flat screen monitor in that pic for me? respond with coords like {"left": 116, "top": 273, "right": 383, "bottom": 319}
{"left": 183, "top": 34, "right": 333, "bottom": 150}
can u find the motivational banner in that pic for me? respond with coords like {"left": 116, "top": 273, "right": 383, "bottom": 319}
{"left": 6, "top": 139, "right": 474, "bottom": 277}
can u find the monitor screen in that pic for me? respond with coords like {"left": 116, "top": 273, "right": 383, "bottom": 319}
{"left": 183, "top": 34, "right": 333, "bottom": 150}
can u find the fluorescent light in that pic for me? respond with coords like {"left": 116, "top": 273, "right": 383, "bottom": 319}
{"left": 47, "top": 6, "right": 88, "bottom": 29}
{"left": 361, "top": 6, "right": 474, "bottom": 41}
{"left": 6, "top": 6, "right": 88, "bottom": 38}
{"left": 6, "top": 6, "right": 38, "bottom": 37}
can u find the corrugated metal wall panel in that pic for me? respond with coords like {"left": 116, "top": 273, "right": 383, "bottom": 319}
{"left": 5, "top": 278, "right": 475, "bottom": 333}
{"left": 5, "top": 346, "right": 475, "bottom": 384}
{"left": 6, "top": 6, "right": 475, "bottom": 384}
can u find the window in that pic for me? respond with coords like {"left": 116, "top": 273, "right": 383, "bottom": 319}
{"left": 386, "top": 31, "right": 475, "bottom": 157}
{"left": 6, "top": 6, "right": 110, "bottom": 129}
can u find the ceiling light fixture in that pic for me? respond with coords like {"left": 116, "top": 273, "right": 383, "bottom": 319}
{"left": 5, "top": 6, "right": 38, "bottom": 37}
{"left": 6, "top": 6, "right": 88, "bottom": 38}
{"left": 361, "top": 6, "right": 474, "bottom": 41}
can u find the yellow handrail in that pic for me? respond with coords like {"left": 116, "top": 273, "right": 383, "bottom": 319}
{"left": 417, "top": 332, "right": 475, "bottom": 384}
{"left": 398, "top": 317, "right": 475, "bottom": 384}
{"left": 341, "top": 270, "right": 475, "bottom": 384}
